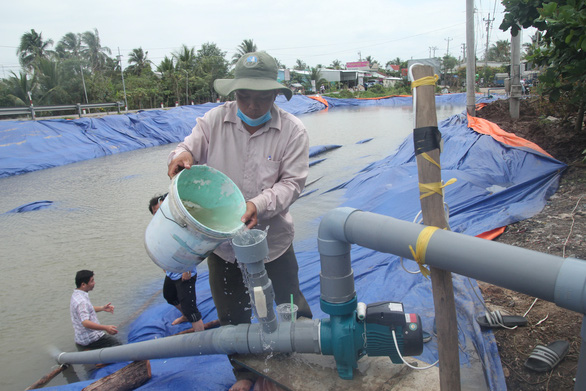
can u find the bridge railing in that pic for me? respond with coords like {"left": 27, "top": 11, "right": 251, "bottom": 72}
{"left": 0, "top": 102, "right": 124, "bottom": 120}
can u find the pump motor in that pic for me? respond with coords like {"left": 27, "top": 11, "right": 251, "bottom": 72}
{"left": 364, "top": 301, "right": 424, "bottom": 363}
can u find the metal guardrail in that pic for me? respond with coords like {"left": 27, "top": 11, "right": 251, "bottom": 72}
{"left": 0, "top": 102, "right": 124, "bottom": 120}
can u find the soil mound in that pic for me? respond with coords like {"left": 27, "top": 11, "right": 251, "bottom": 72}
{"left": 474, "top": 97, "right": 585, "bottom": 390}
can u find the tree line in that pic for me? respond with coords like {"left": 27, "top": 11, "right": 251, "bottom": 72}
{"left": 0, "top": 29, "right": 525, "bottom": 113}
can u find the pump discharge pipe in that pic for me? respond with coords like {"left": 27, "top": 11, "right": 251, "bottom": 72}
{"left": 56, "top": 227, "right": 425, "bottom": 381}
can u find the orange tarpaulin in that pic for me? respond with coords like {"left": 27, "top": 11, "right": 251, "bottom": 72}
{"left": 467, "top": 113, "right": 552, "bottom": 158}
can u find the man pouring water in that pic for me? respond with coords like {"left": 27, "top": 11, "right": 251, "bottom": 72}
{"left": 167, "top": 52, "right": 312, "bottom": 391}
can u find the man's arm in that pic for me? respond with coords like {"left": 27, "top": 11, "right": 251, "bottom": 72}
{"left": 94, "top": 302, "right": 114, "bottom": 313}
{"left": 167, "top": 118, "right": 210, "bottom": 178}
{"left": 81, "top": 320, "right": 118, "bottom": 335}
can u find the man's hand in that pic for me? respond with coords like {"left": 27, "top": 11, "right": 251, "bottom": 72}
{"left": 100, "top": 303, "right": 114, "bottom": 313}
{"left": 192, "top": 319, "right": 205, "bottom": 332}
{"left": 103, "top": 325, "right": 118, "bottom": 335}
{"left": 181, "top": 271, "right": 191, "bottom": 281}
{"left": 168, "top": 151, "right": 194, "bottom": 178}
{"left": 241, "top": 201, "right": 258, "bottom": 229}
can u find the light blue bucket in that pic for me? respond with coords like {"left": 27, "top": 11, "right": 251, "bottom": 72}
{"left": 145, "top": 166, "right": 246, "bottom": 273}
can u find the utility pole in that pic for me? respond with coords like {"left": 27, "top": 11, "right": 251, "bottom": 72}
{"left": 183, "top": 70, "right": 189, "bottom": 105}
{"left": 80, "top": 64, "right": 89, "bottom": 105}
{"left": 358, "top": 51, "right": 362, "bottom": 61}
{"left": 461, "top": 43, "right": 466, "bottom": 63}
{"left": 117, "top": 47, "right": 128, "bottom": 112}
{"left": 483, "top": 13, "right": 494, "bottom": 67}
{"left": 430, "top": 46, "right": 438, "bottom": 58}
{"left": 466, "top": 0, "right": 476, "bottom": 116}
{"left": 445, "top": 37, "right": 452, "bottom": 56}
{"left": 510, "top": 28, "right": 521, "bottom": 119}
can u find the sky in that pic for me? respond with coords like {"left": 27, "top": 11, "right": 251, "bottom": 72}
{"left": 0, "top": 0, "right": 536, "bottom": 79}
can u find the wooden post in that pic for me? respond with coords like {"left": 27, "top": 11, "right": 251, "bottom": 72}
{"left": 25, "top": 364, "right": 69, "bottom": 390}
{"left": 411, "top": 64, "right": 461, "bottom": 391}
{"left": 82, "top": 360, "right": 151, "bottom": 391}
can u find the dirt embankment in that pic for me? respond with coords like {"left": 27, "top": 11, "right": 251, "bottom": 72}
{"left": 475, "top": 98, "right": 585, "bottom": 391}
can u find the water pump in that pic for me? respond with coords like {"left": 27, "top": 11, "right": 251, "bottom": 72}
{"left": 320, "top": 298, "right": 423, "bottom": 379}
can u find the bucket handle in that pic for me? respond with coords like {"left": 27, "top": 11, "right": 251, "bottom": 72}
{"left": 159, "top": 207, "right": 188, "bottom": 229}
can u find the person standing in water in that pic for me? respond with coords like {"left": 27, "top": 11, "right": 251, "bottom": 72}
{"left": 149, "top": 193, "right": 205, "bottom": 332}
{"left": 70, "top": 270, "right": 122, "bottom": 350}
{"left": 167, "top": 52, "right": 312, "bottom": 391}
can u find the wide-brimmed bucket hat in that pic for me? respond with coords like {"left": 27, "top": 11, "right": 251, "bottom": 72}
{"left": 214, "top": 52, "right": 293, "bottom": 101}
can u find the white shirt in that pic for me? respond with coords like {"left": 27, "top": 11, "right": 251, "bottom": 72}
{"left": 70, "top": 289, "right": 104, "bottom": 346}
{"left": 170, "top": 101, "right": 309, "bottom": 262}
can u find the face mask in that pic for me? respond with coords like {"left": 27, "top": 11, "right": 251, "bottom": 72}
{"left": 237, "top": 109, "right": 272, "bottom": 127}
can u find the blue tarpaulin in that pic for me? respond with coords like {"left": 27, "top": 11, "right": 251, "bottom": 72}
{"left": 20, "top": 93, "right": 562, "bottom": 391}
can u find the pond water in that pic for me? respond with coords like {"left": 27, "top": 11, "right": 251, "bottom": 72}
{"left": 0, "top": 103, "right": 465, "bottom": 390}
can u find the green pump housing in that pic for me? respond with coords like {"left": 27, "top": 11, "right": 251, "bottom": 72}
{"left": 319, "top": 297, "right": 424, "bottom": 379}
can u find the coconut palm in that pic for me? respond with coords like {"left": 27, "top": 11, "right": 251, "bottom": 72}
{"left": 523, "top": 33, "right": 543, "bottom": 59}
{"left": 5, "top": 71, "right": 36, "bottom": 105}
{"left": 365, "top": 55, "right": 376, "bottom": 68}
{"left": 81, "top": 29, "right": 112, "bottom": 72}
{"left": 294, "top": 59, "right": 307, "bottom": 71}
{"left": 156, "top": 56, "right": 175, "bottom": 75}
{"left": 232, "top": 39, "right": 257, "bottom": 65}
{"left": 306, "top": 67, "right": 327, "bottom": 92}
{"left": 127, "top": 47, "right": 152, "bottom": 76}
{"left": 486, "top": 40, "right": 511, "bottom": 62}
{"left": 17, "top": 29, "right": 54, "bottom": 72}
{"left": 35, "top": 58, "right": 71, "bottom": 104}
{"left": 330, "top": 59, "right": 342, "bottom": 69}
{"left": 173, "top": 45, "right": 197, "bottom": 72}
{"left": 156, "top": 56, "right": 179, "bottom": 106}
{"left": 55, "top": 32, "right": 82, "bottom": 59}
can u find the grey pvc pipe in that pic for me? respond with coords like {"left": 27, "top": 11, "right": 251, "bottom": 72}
{"left": 57, "top": 321, "right": 321, "bottom": 365}
{"left": 319, "top": 207, "right": 586, "bottom": 315}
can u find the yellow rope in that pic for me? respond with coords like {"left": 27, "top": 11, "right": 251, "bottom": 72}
{"left": 418, "top": 178, "right": 457, "bottom": 199}
{"left": 409, "top": 226, "right": 440, "bottom": 278}
{"left": 421, "top": 152, "right": 440, "bottom": 168}
{"left": 411, "top": 74, "right": 439, "bottom": 89}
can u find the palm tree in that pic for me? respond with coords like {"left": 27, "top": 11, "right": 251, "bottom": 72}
{"left": 232, "top": 39, "right": 257, "bottom": 65}
{"left": 35, "top": 58, "right": 71, "bottom": 104}
{"left": 81, "top": 29, "right": 112, "bottom": 72}
{"left": 486, "top": 40, "right": 511, "bottom": 62}
{"left": 156, "top": 56, "right": 179, "bottom": 106}
{"left": 523, "top": 33, "right": 543, "bottom": 59}
{"left": 173, "top": 45, "right": 197, "bottom": 72}
{"left": 55, "top": 32, "right": 82, "bottom": 59}
{"left": 17, "top": 29, "right": 54, "bottom": 72}
{"left": 127, "top": 48, "right": 152, "bottom": 76}
{"left": 294, "top": 59, "right": 307, "bottom": 71}
{"left": 156, "top": 56, "right": 175, "bottom": 75}
{"left": 330, "top": 59, "right": 342, "bottom": 70}
{"left": 5, "top": 71, "right": 36, "bottom": 105}
{"left": 306, "top": 67, "right": 327, "bottom": 92}
{"left": 365, "top": 55, "right": 376, "bottom": 68}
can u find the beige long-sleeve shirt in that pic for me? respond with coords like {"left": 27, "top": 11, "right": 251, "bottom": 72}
{"left": 169, "top": 101, "right": 309, "bottom": 262}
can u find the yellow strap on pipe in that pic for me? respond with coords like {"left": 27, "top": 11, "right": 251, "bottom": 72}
{"left": 409, "top": 226, "right": 440, "bottom": 278}
{"left": 411, "top": 74, "right": 439, "bottom": 89}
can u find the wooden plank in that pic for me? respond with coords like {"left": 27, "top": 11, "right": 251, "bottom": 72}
{"left": 411, "top": 64, "right": 461, "bottom": 391}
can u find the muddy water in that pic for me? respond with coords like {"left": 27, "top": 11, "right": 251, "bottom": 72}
{"left": 0, "top": 103, "right": 465, "bottom": 389}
